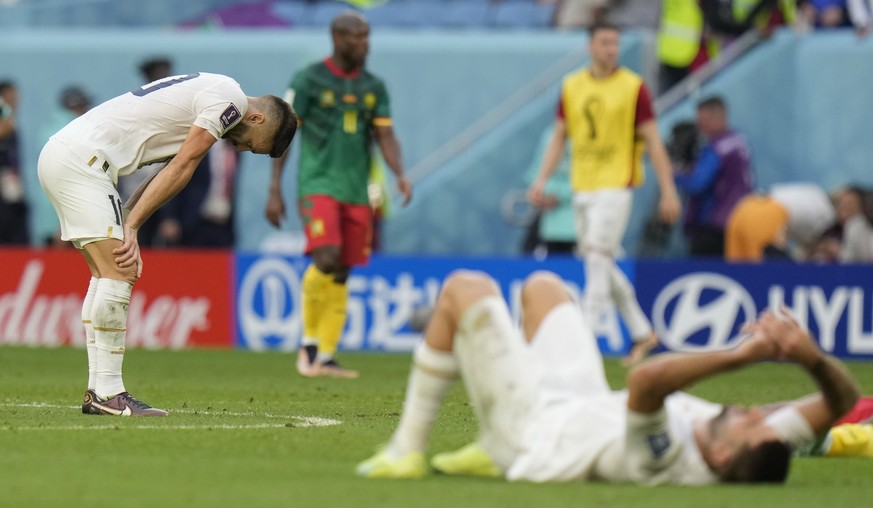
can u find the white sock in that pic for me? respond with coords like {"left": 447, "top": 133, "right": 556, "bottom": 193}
{"left": 92, "top": 278, "right": 132, "bottom": 399}
{"left": 609, "top": 264, "right": 652, "bottom": 341}
{"left": 82, "top": 277, "right": 99, "bottom": 390}
{"left": 388, "top": 343, "right": 458, "bottom": 457}
{"left": 582, "top": 251, "right": 611, "bottom": 327}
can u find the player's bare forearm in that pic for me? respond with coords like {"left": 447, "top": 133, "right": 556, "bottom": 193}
{"left": 123, "top": 169, "right": 161, "bottom": 213}
{"left": 638, "top": 120, "right": 681, "bottom": 223}
{"left": 375, "top": 125, "right": 412, "bottom": 205}
{"left": 264, "top": 155, "right": 289, "bottom": 227}
{"left": 126, "top": 158, "right": 199, "bottom": 230}
{"left": 806, "top": 355, "right": 861, "bottom": 425}
{"left": 627, "top": 349, "right": 749, "bottom": 413}
{"left": 639, "top": 121, "right": 678, "bottom": 195}
{"left": 535, "top": 120, "right": 567, "bottom": 184}
{"left": 374, "top": 125, "right": 403, "bottom": 176}
{"left": 650, "top": 143, "right": 678, "bottom": 195}
{"left": 626, "top": 329, "right": 780, "bottom": 414}
{"left": 125, "top": 126, "right": 213, "bottom": 229}
{"left": 528, "top": 121, "right": 567, "bottom": 207}
{"left": 269, "top": 152, "right": 287, "bottom": 193}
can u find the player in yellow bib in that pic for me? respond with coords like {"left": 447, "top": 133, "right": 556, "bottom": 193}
{"left": 529, "top": 22, "right": 681, "bottom": 366}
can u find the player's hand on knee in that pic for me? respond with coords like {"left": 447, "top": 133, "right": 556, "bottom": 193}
{"left": 114, "top": 224, "right": 141, "bottom": 271}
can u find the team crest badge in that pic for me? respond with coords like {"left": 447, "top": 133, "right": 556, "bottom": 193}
{"left": 311, "top": 219, "right": 325, "bottom": 237}
{"left": 364, "top": 93, "right": 376, "bottom": 109}
{"left": 320, "top": 90, "right": 335, "bottom": 107}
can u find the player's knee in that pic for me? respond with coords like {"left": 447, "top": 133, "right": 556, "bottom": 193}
{"left": 521, "top": 271, "right": 572, "bottom": 315}
{"left": 103, "top": 263, "right": 138, "bottom": 285}
{"left": 442, "top": 270, "right": 498, "bottom": 300}
{"left": 312, "top": 248, "right": 342, "bottom": 274}
{"left": 522, "top": 271, "right": 566, "bottom": 299}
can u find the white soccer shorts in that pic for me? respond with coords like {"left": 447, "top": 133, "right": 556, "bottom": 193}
{"left": 38, "top": 138, "right": 125, "bottom": 249}
{"left": 453, "top": 297, "right": 608, "bottom": 470}
{"left": 572, "top": 188, "right": 633, "bottom": 255}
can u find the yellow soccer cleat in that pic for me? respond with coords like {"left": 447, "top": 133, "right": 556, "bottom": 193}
{"left": 430, "top": 442, "right": 501, "bottom": 478}
{"left": 356, "top": 450, "right": 427, "bottom": 479}
{"left": 827, "top": 423, "right": 873, "bottom": 458}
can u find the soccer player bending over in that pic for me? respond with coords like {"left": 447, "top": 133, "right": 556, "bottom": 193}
{"left": 39, "top": 73, "right": 297, "bottom": 416}
{"left": 357, "top": 270, "right": 860, "bottom": 484}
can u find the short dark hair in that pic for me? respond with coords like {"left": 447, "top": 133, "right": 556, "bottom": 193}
{"left": 589, "top": 21, "right": 620, "bottom": 38}
{"left": 139, "top": 57, "right": 173, "bottom": 82}
{"left": 60, "top": 86, "right": 91, "bottom": 109}
{"left": 721, "top": 440, "right": 792, "bottom": 484}
{"left": 331, "top": 10, "right": 367, "bottom": 34}
{"left": 267, "top": 95, "right": 297, "bottom": 158}
{"left": 697, "top": 96, "right": 727, "bottom": 112}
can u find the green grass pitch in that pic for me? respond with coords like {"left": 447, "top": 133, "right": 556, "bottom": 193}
{"left": 1, "top": 346, "right": 872, "bottom": 508}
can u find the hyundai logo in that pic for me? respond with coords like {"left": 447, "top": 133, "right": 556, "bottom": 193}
{"left": 653, "top": 273, "right": 757, "bottom": 352}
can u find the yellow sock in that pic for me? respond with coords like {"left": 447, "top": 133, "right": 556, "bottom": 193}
{"left": 301, "top": 264, "right": 333, "bottom": 341}
{"left": 317, "top": 280, "right": 348, "bottom": 359}
{"left": 825, "top": 424, "right": 873, "bottom": 457}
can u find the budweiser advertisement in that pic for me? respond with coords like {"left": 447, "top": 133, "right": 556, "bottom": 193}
{"left": 0, "top": 248, "right": 233, "bottom": 349}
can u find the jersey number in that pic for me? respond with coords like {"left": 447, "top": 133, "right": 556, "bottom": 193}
{"left": 132, "top": 73, "right": 201, "bottom": 97}
{"left": 108, "top": 195, "right": 123, "bottom": 226}
{"left": 343, "top": 110, "right": 357, "bottom": 134}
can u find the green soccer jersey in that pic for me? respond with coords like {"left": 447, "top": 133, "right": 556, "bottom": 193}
{"left": 289, "top": 59, "right": 391, "bottom": 204}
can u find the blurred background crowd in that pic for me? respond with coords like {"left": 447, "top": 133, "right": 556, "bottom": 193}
{"left": 2, "top": 0, "right": 872, "bottom": 264}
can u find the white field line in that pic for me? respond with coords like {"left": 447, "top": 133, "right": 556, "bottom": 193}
{"left": 0, "top": 401, "right": 341, "bottom": 430}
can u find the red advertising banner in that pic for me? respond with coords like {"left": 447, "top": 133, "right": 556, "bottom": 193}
{"left": 0, "top": 248, "right": 233, "bottom": 349}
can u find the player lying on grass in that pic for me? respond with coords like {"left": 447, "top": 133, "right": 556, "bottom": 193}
{"left": 357, "top": 269, "right": 860, "bottom": 484}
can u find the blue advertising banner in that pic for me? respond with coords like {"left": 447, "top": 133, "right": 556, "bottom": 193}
{"left": 635, "top": 260, "right": 873, "bottom": 359}
{"left": 235, "top": 254, "right": 873, "bottom": 359}
{"left": 234, "top": 254, "right": 636, "bottom": 355}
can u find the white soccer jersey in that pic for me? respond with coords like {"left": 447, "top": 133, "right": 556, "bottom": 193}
{"left": 623, "top": 392, "right": 723, "bottom": 485}
{"left": 507, "top": 391, "right": 722, "bottom": 485}
{"left": 52, "top": 72, "right": 246, "bottom": 183}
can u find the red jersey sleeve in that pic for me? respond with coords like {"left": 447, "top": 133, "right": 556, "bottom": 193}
{"left": 635, "top": 83, "right": 654, "bottom": 126}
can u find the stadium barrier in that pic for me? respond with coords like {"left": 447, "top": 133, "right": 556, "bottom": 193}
{"left": 3, "top": 248, "right": 872, "bottom": 359}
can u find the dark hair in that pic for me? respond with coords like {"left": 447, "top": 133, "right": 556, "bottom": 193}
{"left": 721, "top": 440, "right": 792, "bottom": 484}
{"left": 589, "top": 21, "right": 620, "bottom": 38}
{"left": 139, "top": 57, "right": 173, "bottom": 82}
{"left": 60, "top": 86, "right": 91, "bottom": 109}
{"left": 0, "top": 80, "right": 15, "bottom": 94}
{"left": 667, "top": 121, "right": 702, "bottom": 166}
{"left": 331, "top": 10, "right": 367, "bottom": 34}
{"left": 697, "top": 96, "right": 727, "bottom": 112}
{"left": 267, "top": 95, "right": 297, "bottom": 159}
